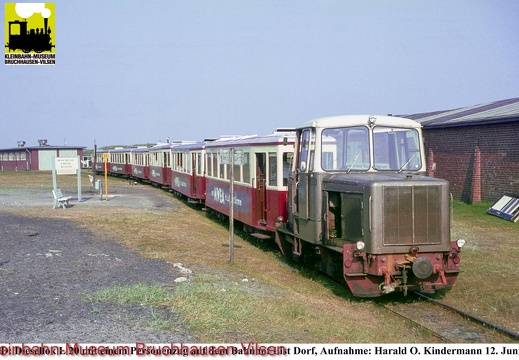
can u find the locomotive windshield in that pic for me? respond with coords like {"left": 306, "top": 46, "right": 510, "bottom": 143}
{"left": 320, "top": 126, "right": 422, "bottom": 172}
{"left": 373, "top": 126, "right": 422, "bottom": 171}
{"left": 321, "top": 126, "right": 369, "bottom": 171}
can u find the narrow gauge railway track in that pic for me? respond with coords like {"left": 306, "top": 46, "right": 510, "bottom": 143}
{"left": 382, "top": 293, "right": 519, "bottom": 343}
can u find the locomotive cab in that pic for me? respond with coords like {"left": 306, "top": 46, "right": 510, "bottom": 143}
{"left": 275, "top": 115, "right": 464, "bottom": 297}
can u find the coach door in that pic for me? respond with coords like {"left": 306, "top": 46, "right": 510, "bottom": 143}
{"left": 255, "top": 153, "right": 267, "bottom": 225}
{"left": 296, "top": 129, "right": 312, "bottom": 220}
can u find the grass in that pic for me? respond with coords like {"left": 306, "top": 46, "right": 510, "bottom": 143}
{"left": 87, "top": 283, "right": 171, "bottom": 306}
{"left": 1, "top": 171, "right": 518, "bottom": 342}
{"left": 85, "top": 283, "right": 177, "bottom": 331}
{"left": 447, "top": 200, "right": 519, "bottom": 330}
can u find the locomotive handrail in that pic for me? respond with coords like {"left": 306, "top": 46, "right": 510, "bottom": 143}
{"left": 369, "top": 196, "right": 373, "bottom": 232}
{"left": 450, "top": 193, "right": 453, "bottom": 229}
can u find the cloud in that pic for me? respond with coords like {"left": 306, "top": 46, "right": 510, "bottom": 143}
{"left": 15, "top": 3, "right": 52, "bottom": 19}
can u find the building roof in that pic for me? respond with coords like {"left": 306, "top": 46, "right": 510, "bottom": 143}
{"left": 404, "top": 97, "right": 519, "bottom": 128}
{"left": 0, "top": 145, "right": 86, "bottom": 152}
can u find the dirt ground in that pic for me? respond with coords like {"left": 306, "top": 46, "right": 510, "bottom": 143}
{"left": 0, "top": 183, "right": 193, "bottom": 343}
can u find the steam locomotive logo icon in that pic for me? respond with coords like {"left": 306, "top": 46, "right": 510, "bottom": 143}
{"left": 4, "top": 3, "right": 55, "bottom": 64}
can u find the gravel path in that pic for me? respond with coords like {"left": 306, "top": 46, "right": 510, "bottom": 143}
{"left": 0, "top": 185, "right": 193, "bottom": 343}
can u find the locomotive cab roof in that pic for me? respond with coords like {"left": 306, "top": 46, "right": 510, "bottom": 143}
{"left": 298, "top": 115, "right": 422, "bottom": 129}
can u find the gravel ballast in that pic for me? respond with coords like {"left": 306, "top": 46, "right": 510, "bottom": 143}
{"left": 0, "top": 185, "right": 193, "bottom": 343}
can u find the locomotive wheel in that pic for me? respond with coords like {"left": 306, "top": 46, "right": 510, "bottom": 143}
{"left": 22, "top": 49, "right": 31, "bottom": 53}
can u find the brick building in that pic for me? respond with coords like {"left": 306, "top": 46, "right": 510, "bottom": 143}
{"left": 0, "top": 139, "right": 85, "bottom": 171}
{"left": 406, "top": 97, "right": 519, "bottom": 203}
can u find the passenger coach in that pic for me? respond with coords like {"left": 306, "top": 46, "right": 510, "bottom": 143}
{"left": 148, "top": 143, "right": 175, "bottom": 187}
{"left": 204, "top": 131, "right": 295, "bottom": 238}
{"left": 171, "top": 141, "right": 209, "bottom": 204}
{"left": 130, "top": 147, "right": 150, "bottom": 181}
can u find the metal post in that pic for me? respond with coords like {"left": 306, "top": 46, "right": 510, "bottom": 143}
{"left": 104, "top": 158, "right": 108, "bottom": 200}
{"left": 77, "top": 155, "right": 82, "bottom": 202}
{"left": 93, "top": 142, "right": 97, "bottom": 185}
{"left": 52, "top": 156, "right": 57, "bottom": 192}
{"left": 229, "top": 148, "right": 234, "bottom": 264}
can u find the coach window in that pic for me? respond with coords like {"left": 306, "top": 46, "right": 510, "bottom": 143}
{"left": 243, "top": 153, "right": 250, "bottom": 183}
{"left": 216, "top": 153, "right": 221, "bottom": 178}
{"left": 205, "top": 153, "right": 210, "bottom": 176}
{"left": 212, "top": 153, "right": 218, "bottom": 178}
{"left": 218, "top": 153, "right": 225, "bottom": 179}
{"left": 233, "top": 157, "right": 241, "bottom": 182}
{"left": 283, "top": 152, "right": 292, "bottom": 186}
{"left": 268, "top": 152, "right": 277, "bottom": 186}
{"left": 209, "top": 153, "right": 214, "bottom": 177}
{"left": 205, "top": 154, "right": 210, "bottom": 176}
{"left": 197, "top": 153, "right": 203, "bottom": 176}
{"left": 177, "top": 153, "right": 181, "bottom": 171}
{"left": 184, "top": 153, "right": 190, "bottom": 173}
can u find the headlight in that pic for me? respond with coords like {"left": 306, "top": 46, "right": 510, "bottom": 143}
{"left": 456, "top": 238, "right": 466, "bottom": 248}
{"left": 356, "top": 241, "right": 365, "bottom": 251}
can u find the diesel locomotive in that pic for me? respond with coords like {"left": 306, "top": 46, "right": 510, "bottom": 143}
{"left": 275, "top": 115, "right": 465, "bottom": 297}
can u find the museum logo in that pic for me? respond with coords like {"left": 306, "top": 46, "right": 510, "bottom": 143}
{"left": 4, "top": 3, "right": 55, "bottom": 65}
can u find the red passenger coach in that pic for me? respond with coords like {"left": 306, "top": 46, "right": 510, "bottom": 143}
{"left": 204, "top": 131, "right": 295, "bottom": 238}
{"left": 171, "top": 142, "right": 208, "bottom": 204}
{"left": 108, "top": 148, "right": 131, "bottom": 176}
{"left": 94, "top": 150, "right": 108, "bottom": 173}
{"left": 148, "top": 143, "right": 174, "bottom": 187}
{"left": 130, "top": 147, "right": 150, "bottom": 181}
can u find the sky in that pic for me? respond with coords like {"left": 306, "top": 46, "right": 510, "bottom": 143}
{"left": 1, "top": 0, "right": 518, "bottom": 149}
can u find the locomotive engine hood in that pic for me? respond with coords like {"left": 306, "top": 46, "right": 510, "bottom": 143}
{"left": 322, "top": 172, "right": 451, "bottom": 254}
{"left": 322, "top": 171, "right": 442, "bottom": 186}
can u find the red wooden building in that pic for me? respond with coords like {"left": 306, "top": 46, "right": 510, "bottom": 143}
{"left": 0, "top": 140, "right": 85, "bottom": 171}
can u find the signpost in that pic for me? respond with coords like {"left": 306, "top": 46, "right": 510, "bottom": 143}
{"left": 52, "top": 156, "right": 82, "bottom": 202}
{"left": 229, "top": 148, "right": 235, "bottom": 264}
{"left": 221, "top": 148, "right": 243, "bottom": 264}
{"left": 102, "top": 152, "right": 109, "bottom": 200}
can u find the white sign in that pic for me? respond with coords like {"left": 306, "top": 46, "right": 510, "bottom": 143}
{"left": 220, "top": 149, "right": 244, "bottom": 165}
{"left": 55, "top": 157, "right": 79, "bottom": 175}
{"left": 220, "top": 150, "right": 230, "bottom": 165}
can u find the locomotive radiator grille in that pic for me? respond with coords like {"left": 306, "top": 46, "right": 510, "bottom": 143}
{"left": 382, "top": 185, "right": 442, "bottom": 245}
